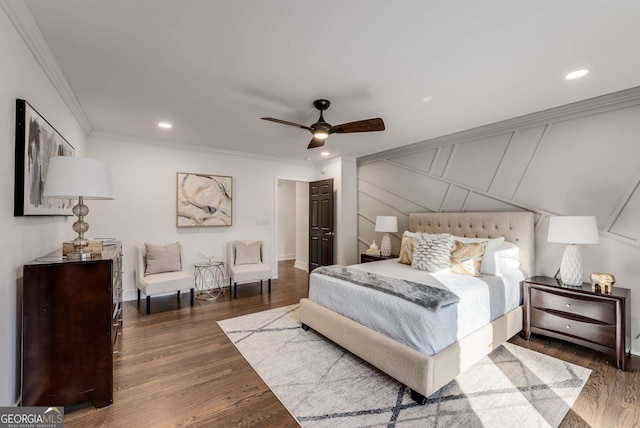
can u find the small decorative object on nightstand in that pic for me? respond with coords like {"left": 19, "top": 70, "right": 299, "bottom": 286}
{"left": 590, "top": 272, "right": 616, "bottom": 294}
{"left": 523, "top": 276, "right": 630, "bottom": 370}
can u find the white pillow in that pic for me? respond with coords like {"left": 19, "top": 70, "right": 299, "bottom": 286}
{"left": 235, "top": 240, "right": 262, "bottom": 265}
{"left": 496, "top": 258, "right": 521, "bottom": 275}
{"left": 492, "top": 242, "right": 521, "bottom": 276}
{"left": 453, "top": 236, "right": 505, "bottom": 275}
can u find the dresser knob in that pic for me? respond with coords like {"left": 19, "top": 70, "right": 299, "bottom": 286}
{"left": 566, "top": 303, "right": 571, "bottom": 307}
{"left": 566, "top": 325, "right": 571, "bottom": 329}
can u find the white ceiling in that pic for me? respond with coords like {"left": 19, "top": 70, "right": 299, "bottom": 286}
{"left": 22, "top": 0, "right": 640, "bottom": 162}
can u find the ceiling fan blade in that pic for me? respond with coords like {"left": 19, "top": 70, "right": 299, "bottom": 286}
{"left": 307, "top": 137, "right": 325, "bottom": 149}
{"left": 330, "top": 118, "right": 385, "bottom": 134}
{"left": 261, "top": 117, "right": 312, "bottom": 131}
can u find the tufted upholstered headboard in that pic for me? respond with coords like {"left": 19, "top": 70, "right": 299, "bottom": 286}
{"left": 408, "top": 211, "right": 535, "bottom": 278}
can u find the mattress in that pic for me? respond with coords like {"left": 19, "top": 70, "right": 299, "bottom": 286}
{"left": 308, "top": 259, "right": 524, "bottom": 356}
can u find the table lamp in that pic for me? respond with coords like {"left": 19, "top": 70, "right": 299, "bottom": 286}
{"left": 375, "top": 215, "right": 397, "bottom": 257}
{"left": 547, "top": 216, "right": 599, "bottom": 286}
{"left": 43, "top": 156, "right": 114, "bottom": 261}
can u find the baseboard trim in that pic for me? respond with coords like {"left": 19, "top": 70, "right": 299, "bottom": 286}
{"left": 294, "top": 261, "right": 308, "bottom": 272}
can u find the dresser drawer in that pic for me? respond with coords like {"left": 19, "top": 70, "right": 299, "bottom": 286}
{"left": 531, "top": 308, "right": 616, "bottom": 348}
{"left": 530, "top": 288, "right": 616, "bottom": 325}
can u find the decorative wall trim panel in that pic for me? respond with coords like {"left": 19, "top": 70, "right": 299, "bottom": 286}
{"left": 357, "top": 86, "right": 640, "bottom": 254}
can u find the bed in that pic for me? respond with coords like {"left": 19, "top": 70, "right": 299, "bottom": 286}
{"left": 299, "top": 211, "right": 534, "bottom": 403}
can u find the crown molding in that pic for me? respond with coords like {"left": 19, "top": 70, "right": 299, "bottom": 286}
{"left": 1, "top": 0, "right": 93, "bottom": 135}
{"left": 89, "top": 131, "right": 315, "bottom": 166}
{"left": 358, "top": 85, "right": 640, "bottom": 165}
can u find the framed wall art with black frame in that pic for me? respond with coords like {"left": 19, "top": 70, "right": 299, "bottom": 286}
{"left": 14, "top": 99, "right": 75, "bottom": 216}
{"left": 176, "top": 172, "right": 233, "bottom": 227}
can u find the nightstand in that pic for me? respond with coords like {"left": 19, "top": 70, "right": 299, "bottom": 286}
{"left": 360, "top": 253, "right": 398, "bottom": 264}
{"left": 523, "top": 276, "right": 630, "bottom": 370}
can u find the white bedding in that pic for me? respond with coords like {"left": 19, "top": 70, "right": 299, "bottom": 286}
{"left": 308, "top": 259, "right": 524, "bottom": 356}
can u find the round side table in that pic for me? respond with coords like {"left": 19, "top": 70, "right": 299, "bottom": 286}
{"left": 194, "top": 261, "right": 225, "bottom": 300}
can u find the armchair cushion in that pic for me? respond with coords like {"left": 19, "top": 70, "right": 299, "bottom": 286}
{"left": 138, "top": 270, "right": 195, "bottom": 296}
{"left": 145, "top": 242, "right": 182, "bottom": 275}
{"left": 235, "top": 240, "right": 262, "bottom": 265}
{"left": 230, "top": 263, "right": 272, "bottom": 284}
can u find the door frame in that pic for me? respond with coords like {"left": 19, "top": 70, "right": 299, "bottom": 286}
{"left": 273, "top": 175, "right": 311, "bottom": 279}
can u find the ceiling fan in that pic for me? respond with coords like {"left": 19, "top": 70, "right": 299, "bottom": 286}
{"left": 261, "top": 99, "right": 385, "bottom": 149}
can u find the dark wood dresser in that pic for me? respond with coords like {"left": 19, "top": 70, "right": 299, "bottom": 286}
{"left": 22, "top": 241, "right": 122, "bottom": 408}
{"left": 523, "top": 276, "right": 630, "bottom": 370}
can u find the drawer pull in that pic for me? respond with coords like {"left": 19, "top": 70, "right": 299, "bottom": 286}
{"left": 566, "top": 325, "right": 571, "bottom": 329}
{"left": 566, "top": 303, "right": 571, "bottom": 308}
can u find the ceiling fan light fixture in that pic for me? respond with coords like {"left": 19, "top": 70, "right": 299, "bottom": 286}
{"left": 313, "top": 131, "right": 329, "bottom": 140}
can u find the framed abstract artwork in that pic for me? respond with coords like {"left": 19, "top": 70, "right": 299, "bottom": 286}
{"left": 176, "top": 172, "right": 233, "bottom": 227}
{"left": 14, "top": 99, "right": 75, "bottom": 216}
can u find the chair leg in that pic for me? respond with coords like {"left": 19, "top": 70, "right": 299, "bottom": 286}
{"left": 137, "top": 289, "right": 141, "bottom": 305}
{"left": 177, "top": 290, "right": 180, "bottom": 298}
{"left": 260, "top": 279, "right": 263, "bottom": 293}
{"left": 190, "top": 288, "right": 194, "bottom": 306}
{"left": 146, "top": 296, "right": 151, "bottom": 315}
{"left": 268, "top": 278, "right": 271, "bottom": 294}
{"left": 233, "top": 282, "right": 238, "bottom": 299}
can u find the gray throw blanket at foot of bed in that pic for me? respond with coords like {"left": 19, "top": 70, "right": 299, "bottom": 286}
{"left": 313, "top": 265, "right": 459, "bottom": 311}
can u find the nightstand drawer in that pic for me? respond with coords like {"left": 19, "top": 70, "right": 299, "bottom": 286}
{"left": 530, "top": 288, "right": 616, "bottom": 325}
{"left": 531, "top": 308, "right": 616, "bottom": 348}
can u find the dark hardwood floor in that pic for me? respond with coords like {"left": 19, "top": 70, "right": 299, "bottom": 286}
{"left": 65, "top": 261, "right": 639, "bottom": 427}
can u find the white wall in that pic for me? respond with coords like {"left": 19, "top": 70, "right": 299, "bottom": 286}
{"left": 0, "top": 6, "right": 88, "bottom": 405}
{"left": 277, "top": 180, "right": 296, "bottom": 260}
{"left": 357, "top": 88, "right": 640, "bottom": 355}
{"left": 87, "top": 133, "right": 315, "bottom": 301}
{"left": 316, "top": 157, "right": 358, "bottom": 266}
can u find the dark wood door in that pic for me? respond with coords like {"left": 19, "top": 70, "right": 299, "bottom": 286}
{"left": 309, "top": 178, "right": 334, "bottom": 271}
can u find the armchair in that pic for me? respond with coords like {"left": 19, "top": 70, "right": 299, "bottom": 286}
{"left": 135, "top": 242, "right": 195, "bottom": 314}
{"left": 227, "top": 240, "right": 273, "bottom": 299}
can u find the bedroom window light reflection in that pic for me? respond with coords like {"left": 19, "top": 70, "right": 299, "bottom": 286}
{"left": 375, "top": 216, "right": 398, "bottom": 257}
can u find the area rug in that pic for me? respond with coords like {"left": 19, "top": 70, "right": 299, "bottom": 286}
{"left": 218, "top": 304, "right": 591, "bottom": 427}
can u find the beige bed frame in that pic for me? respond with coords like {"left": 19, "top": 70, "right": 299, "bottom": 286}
{"left": 299, "top": 211, "right": 535, "bottom": 402}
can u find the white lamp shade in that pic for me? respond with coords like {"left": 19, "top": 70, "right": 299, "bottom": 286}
{"left": 375, "top": 216, "right": 398, "bottom": 233}
{"left": 43, "top": 156, "right": 114, "bottom": 200}
{"left": 548, "top": 216, "right": 599, "bottom": 244}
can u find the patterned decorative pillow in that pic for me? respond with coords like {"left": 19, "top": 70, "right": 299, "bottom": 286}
{"left": 453, "top": 236, "right": 505, "bottom": 275}
{"left": 449, "top": 240, "right": 488, "bottom": 276}
{"left": 397, "top": 233, "right": 418, "bottom": 265}
{"left": 412, "top": 235, "right": 454, "bottom": 272}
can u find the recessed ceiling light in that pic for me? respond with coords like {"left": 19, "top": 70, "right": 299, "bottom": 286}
{"left": 564, "top": 69, "right": 589, "bottom": 80}
{"left": 421, "top": 96, "right": 433, "bottom": 104}
{"left": 158, "top": 122, "right": 172, "bottom": 129}
{"left": 320, "top": 151, "right": 330, "bottom": 156}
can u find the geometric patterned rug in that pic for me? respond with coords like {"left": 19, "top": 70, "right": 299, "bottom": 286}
{"left": 218, "top": 304, "right": 591, "bottom": 428}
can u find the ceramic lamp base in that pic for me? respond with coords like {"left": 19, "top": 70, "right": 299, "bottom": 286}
{"left": 560, "top": 244, "right": 583, "bottom": 286}
{"left": 380, "top": 233, "right": 392, "bottom": 257}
